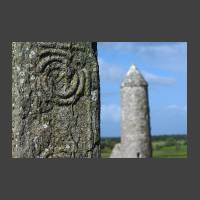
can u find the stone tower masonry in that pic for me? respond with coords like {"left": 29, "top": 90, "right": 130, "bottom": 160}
{"left": 110, "top": 64, "right": 152, "bottom": 158}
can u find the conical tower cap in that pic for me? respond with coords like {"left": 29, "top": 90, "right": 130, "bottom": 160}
{"left": 121, "top": 64, "right": 147, "bottom": 87}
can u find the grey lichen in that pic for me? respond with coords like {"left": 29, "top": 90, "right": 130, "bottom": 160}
{"left": 12, "top": 42, "right": 100, "bottom": 158}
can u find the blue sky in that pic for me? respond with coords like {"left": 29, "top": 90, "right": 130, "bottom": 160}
{"left": 97, "top": 42, "right": 187, "bottom": 137}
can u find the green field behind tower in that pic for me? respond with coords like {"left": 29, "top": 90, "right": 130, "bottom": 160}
{"left": 101, "top": 135, "right": 187, "bottom": 158}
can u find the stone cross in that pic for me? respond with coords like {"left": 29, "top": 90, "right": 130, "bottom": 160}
{"left": 12, "top": 42, "right": 100, "bottom": 158}
{"left": 110, "top": 64, "right": 152, "bottom": 158}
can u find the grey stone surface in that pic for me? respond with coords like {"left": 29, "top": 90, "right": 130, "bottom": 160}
{"left": 12, "top": 42, "right": 100, "bottom": 158}
{"left": 110, "top": 143, "right": 121, "bottom": 158}
{"left": 110, "top": 65, "right": 152, "bottom": 158}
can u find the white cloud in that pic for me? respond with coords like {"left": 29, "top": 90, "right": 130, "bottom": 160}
{"left": 101, "top": 104, "right": 120, "bottom": 122}
{"left": 100, "top": 42, "right": 187, "bottom": 56}
{"left": 142, "top": 70, "right": 176, "bottom": 86}
{"left": 167, "top": 105, "right": 180, "bottom": 110}
{"left": 98, "top": 42, "right": 187, "bottom": 73}
{"left": 98, "top": 57, "right": 126, "bottom": 83}
{"left": 134, "top": 43, "right": 186, "bottom": 56}
{"left": 98, "top": 57, "right": 177, "bottom": 86}
{"left": 166, "top": 104, "right": 187, "bottom": 113}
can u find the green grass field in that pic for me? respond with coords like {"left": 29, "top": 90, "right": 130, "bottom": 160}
{"left": 101, "top": 135, "right": 187, "bottom": 158}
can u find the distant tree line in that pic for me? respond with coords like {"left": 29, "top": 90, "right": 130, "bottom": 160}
{"left": 101, "top": 134, "right": 187, "bottom": 141}
{"left": 101, "top": 135, "right": 187, "bottom": 151}
{"left": 152, "top": 134, "right": 187, "bottom": 142}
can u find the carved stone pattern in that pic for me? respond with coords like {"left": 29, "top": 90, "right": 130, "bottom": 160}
{"left": 36, "top": 43, "right": 87, "bottom": 110}
{"left": 12, "top": 42, "right": 100, "bottom": 158}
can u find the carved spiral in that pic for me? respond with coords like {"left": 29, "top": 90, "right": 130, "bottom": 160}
{"left": 36, "top": 46, "right": 87, "bottom": 106}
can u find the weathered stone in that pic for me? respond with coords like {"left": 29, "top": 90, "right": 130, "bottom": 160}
{"left": 12, "top": 42, "right": 100, "bottom": 158}
{"left": 110, "top": 143, "right": 121, "bottom": 158}
{"left": 110, "top": 64, "right": 152, "bottom": 158}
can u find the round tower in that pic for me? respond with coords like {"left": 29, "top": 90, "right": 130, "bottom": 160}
{"left": 120, "top": 64, "right": 152, "bottom": 158}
